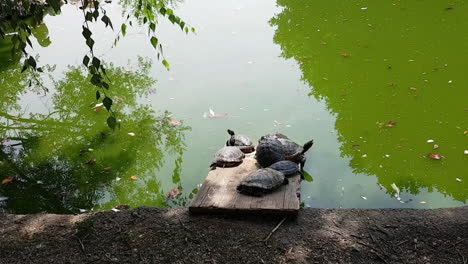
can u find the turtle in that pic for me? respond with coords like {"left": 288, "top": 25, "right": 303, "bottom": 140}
{"left": 255, "top": 137, "right": 286, "bottom": 167}
{"left": 210, "top": 146, "right": 245, "bottom": 169}
{"left": 268, "top": 160, "right": 300, "bottom": 177}
{"left": 259, "top": 133, "right": 289, "bottom": 142}
{"left": 237, "top": 168, "right": 288, "bottom": 197}
{"left": 256, "top": 135, "right": 314, "bottom": 168}
{"left": 225, "top": 129, "right": 255, "bottom": 153}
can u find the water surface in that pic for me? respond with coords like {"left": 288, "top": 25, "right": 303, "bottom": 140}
{"left": 0, "top": 0, "right": 467, "bottom": 213}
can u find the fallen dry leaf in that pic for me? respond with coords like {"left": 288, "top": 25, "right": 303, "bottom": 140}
{"left": 12, "top": 117, "right": 20, "bottom": 121}
{"left": 85, "top": 158, "right": 97, "bottom": 165}
{"left": 103, "top": 167, "right": 112, "bottom": 172}
{"left": 385, "top": 120, "right": 397, "bottom": 127}
{"left": 1, "top": 177, "right": 13, "bottom": 184}
{"left": 340, "top": 52, "right": 350, "bottom": 57}
{"left": 433, "top": 144, "right": 439, "bottom": 149}
{"left": 464, "top": 131, "right": 468, "bottom": 135}
{"left": 409, "top": 87, "right": 417, "bottom": 91}
{"left": 169, "top": 119, "right": 182, "bottom": 126}
{"left": 130, "top": 176, "right": 138, "bottom": 181}
{"left": 166, "top": 187, "right": 181, "bottom": 199}
{"left": 427, "top": 153, "right": 444, "bottom": 160}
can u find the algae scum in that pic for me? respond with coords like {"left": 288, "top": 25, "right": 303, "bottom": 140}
{"left": 0, "top": 0, "right": 467, "bottom": 213}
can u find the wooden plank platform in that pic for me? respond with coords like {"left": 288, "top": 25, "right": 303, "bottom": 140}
{"left": 189, "top": 153, "right": 301, "bottom": 215}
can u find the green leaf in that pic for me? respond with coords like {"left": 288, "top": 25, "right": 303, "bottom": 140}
{"left": 92, "top": 57, "right": 101, "bottom": 69}
{"left": 93, "top": 9, "right": 99, "bottom": 20}
{"left": 90, "top": 74, "right": 102, "bottom": 86}
{"left": 107, "top": 116, "right": 117, "bottom": 130}
{"left": 37, "top": 67, "right": 43, "bottom": 73}
{"left": 101, "top": 15, "right": 113, "bottom": 30}
{"left": 149, "top": 23, "right": 156, "bottom": 32}
{"left": 82, "top": 26, "right": 92, "bottom": 39}
{"left": 150, "top": 37, "right": 158, "bottom": 49}
{"left": 191, "top": 27, "right": 196, "bottom": 33}
{"left": 159, "top": 7, "right": 167, "bottom": 16}
{"left": 21, "top": 64, "right": 28, "bottom": 73}
{"left": 96, "top": 90, "right": 101, "bottom": 100}
{"left": 302, "top": 171, "right": 314, "bottom": 182}
{"left": 85, "top": 12, "right": 93, "bottom": 22}
{"left": 28, "top": 56, "right": 36, "bottom": 69}
{"left": 103, "top": 97, "right": 113, "bottom": 111}
{"left": 48, "top": 0, "right": 61, "bottom": 12}
{"left": 121, "top": 23, "right": 127, "bottom": 36}
{"left": 179, "top": 22, "right": 185, "bottom": 31}
{"left": 168, "top": 14, "right": 176, "bottom": 24}
{"left": 83, "top": 55, "right": 90, "bottom": 66}
{"left": 184, "top": 27, "right": 189, "bottom": 34}
{"left": 26, "top": 37, "right": 33, "bottom": 48}
{"left": 162, "top": 59, "right": 170, "bottom": 69}
{"left": 102, "top": 81, "right": 109, "bottom": 90}
{"left": 86, "top": 38, "right": 95, "bottom": 49}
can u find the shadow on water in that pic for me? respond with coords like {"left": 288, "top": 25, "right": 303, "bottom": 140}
{"left": 270, "top": 0, "right": 468, "bottom": 203}
{"left": 0, "top": 58, "right": 190, "bottom": 214}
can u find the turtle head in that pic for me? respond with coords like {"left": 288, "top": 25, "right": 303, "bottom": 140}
{"left": 301, "top": 140, "right": 314, "bottom": 154}
{"left": 227, "top": 129, "right": 235, "bottom": 136}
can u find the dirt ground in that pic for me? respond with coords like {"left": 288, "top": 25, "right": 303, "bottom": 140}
{"left": 0, "top": 207, "right": 467, "bottom": 263}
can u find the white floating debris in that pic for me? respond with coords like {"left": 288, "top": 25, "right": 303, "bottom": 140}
{"left": 360, "top": 196, "right": 368, "bottom": 200}
{"left": 362, "top": 154, "right": 368, "bottom": 158}
{"left": 399, "top": 200, "right": 405, "bottom": 204}
{"left": 88, "top": 148, "right": 94, "bottom": 152}
{"left": 79, "top": 209, "right": 87, "bottom": 213}
{"left": 239, "top": 107, "right": 243, "bottom": 110}
{"left": 391, "top": 183, "right": 400, "bottom": 199}
{"left": 128, "top": 133, "right": 135, "bottom": 136}
{"left": 448, "top": 80, "right": 453, "bottom": 84}
{"left": 37, "top": 180, "right": 43, "bottom": 184}
{"left": 426, "top": 139, "right": 434, "bottom": 143}
{"left": 385, "top": 154, "right": 390, "bottom": 158}
{"left": 169, "top": 97, "right": 175, "bottom": 100}
{"left": 419, "top": 201, "right": 427, "bottom": 204}
{"left": 306, "top": 196, "right": 311, "bottom": 199}
{"left": 263, "top": 109, "right": 269, "bottom": 111}
{"left": 361, "top": 7, "right": 368, "bottom": 10}
{"left": 285, "top": 125, "right": 292, "bottom": 128}
{"left": 464, "top": 150, "right": 468, "bottom": 155}
{"left": 94, "top": 103, "right": 103, "bottom": 108}
{"left": 456, "top": 178, "right": 462, "bottom": 182}
{"left": 247, "top": 61, "right": 253, "bottom": 64}
{"left": 209, "top": 107, "right": 215, "bottom": 116}
{"left": 116, "top": 177, "right": 121, "bottom": 182}
{"left": 111, "top": 208, "right": 120, "bottom": 212}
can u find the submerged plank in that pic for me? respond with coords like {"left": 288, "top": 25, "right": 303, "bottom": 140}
{"left": 189, "top": 153, "right": 301, "bottom": 215}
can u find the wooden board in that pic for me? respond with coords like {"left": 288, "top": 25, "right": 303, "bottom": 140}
{"left": 189, "top": 153, "right": 301, "bottom": 215}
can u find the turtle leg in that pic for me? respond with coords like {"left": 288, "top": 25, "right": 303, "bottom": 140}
{"left": 300, "top": 156, "right": 306, "bottom": 172}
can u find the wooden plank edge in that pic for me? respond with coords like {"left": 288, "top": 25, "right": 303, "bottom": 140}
{"left": 188, "top": 206, "right": 300, "bottom": 216}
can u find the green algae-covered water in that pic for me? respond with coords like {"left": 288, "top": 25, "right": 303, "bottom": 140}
{"left": 1, "top": 0, "right": 467, "bottom": 213}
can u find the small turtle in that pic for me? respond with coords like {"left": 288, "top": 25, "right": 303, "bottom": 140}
{"left": 259, "top": 133, "right": 289, "bottom": 142}
{"left": 210, "top": 146, "right": 245, "bottom": 169}
{"left": 237, "top": 168, "right": 288, "bottom": 196}
{"left": 268, "top": 160, "right": 300, "bottom": 177}
{"left": 255, "top": 137, "right": 286, "bottom": 167}
{"left": 226, "top": 129, "right": 255, "bottom": 153}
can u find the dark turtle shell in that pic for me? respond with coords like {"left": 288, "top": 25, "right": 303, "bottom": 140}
{"left": 210, "top": 146, "right": 245, "bottom": 169}
{"left": 255, "top": 138, "right": 285, "bottom": 167}
{"left": 237, "top": 168, "right": 288, "bottom": 196}
{"left": 226, "top": 129, "right": 255, "bottom": 153}
{"left": 259, "top": 133, "right": 289, "bottom": 142}
{"left": 268, "top": 160, "right": 300, "bottom": 176}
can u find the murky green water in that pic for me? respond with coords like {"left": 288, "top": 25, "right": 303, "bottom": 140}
{"left": 1, "top": 0, "right": 467, "bottom": 213}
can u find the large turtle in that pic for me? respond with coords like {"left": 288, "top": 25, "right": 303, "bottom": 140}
{"left": 256, "top": 135, "right": 314, "bottom": 168}
{"left": 255, "top": 137, "right": 286, "bottom": 167}
{"left": 210, "top": 146, "right": 245, "bottom": 169}
{"left": 226, "top": 129, "right": 255, "bottom": 153}
{"left": 268, "top": 160, "right": 300, "bottom": 177}
{"left": 237, "top": 168, "right": 288, "bottom": 197}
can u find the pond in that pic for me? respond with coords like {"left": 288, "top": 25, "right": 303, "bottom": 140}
{"left": 0, "top": 0, "right": 467, "bottom": 213}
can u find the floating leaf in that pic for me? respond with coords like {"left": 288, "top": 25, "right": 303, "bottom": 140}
{"left": 426, "top": 139, "right": 434, "bottom": 143}
{"left": 433, "top": 144, "right": 439, "bottom": 149}
{"left": 2, "top": 177, "right": 13, "bottom": 184}
{"left": 302, "top": 171, "right": 313, "bottom": 182}
{"left": 166, "top": 187, "right": 181, "bottom": 199}
{"left": 456, "top": 178, "right": 462, "bottom": 182}
{"left": 162, "top": 59, "right": 170, "bottom": 69}
{"left": 419, "top": 201, "right": 427, "bottom": 204}
{"left": 86, "top": 158, "right": 97, "bottom": 165}
{"left": 340, "top": 52, "right": 350, "bottom": 57}
{"left": 169, "top": 119, "right": 182, "bottom": 126}
{"left": 360, "top": 196, "right": 368, "bottom": 200}
{"left": 385, "top": 120, "right": 397, "bottom": 128}
{"left": 130, "top": 175, "right": 138, "bottom": 181}
{"left": 427, "top": 153, "right": 443, "bottom": 160}
{"left": 128, "top": 132, "right": 135, "bottom": 136}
